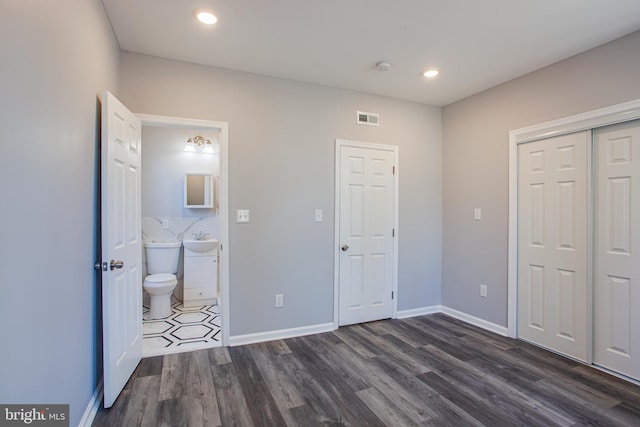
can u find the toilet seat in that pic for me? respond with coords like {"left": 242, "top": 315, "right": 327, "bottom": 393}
{"left": 144, "top": 273, "right": 177, "bottom": 286}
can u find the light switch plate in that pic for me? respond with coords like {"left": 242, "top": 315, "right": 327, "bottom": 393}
{"left": 236, "top": 209, "right": 250, "bottom": 223}
{"left": 480, "top": 284, "right": 488, "bottom": 298}
{"left": 474, "top": 208, "right": 481, "bottom": 220}
{"left": 315, "top": 209, "right": 323, "bottom": 222}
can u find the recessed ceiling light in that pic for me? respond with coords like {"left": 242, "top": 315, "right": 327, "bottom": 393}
{"left": 194, "top": 8, "right": 218, "bottom": 25}
{"left": 423, "top": 69, "right": 439, "bottom": 78}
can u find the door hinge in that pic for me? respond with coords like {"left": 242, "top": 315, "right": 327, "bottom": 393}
{"left": 393, "top": 166, "right": 396, "bottom": 175}
{"left": 392, "top": 291, "right": 394, "bottom": 299}
{"left": 392, "top": 228, "right": 395, "bottom": 237}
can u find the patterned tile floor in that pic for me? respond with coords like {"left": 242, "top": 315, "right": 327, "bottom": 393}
{"left": 142, "top": 299, "right": 222, "bottom": 357}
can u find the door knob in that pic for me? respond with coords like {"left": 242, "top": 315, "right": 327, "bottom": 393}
{"left": 341, "top": 244, "right": 349, "bottom": 251}
{"left": 110, "top": 259, "right": 124, "bottom": 270}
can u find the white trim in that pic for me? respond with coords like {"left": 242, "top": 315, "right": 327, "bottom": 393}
{"left": 229, "top": 322, "right": 335, "bottom": 347}
{"left": 78, "top": 378, "right": 103, "bottom": 427}
{"left": 333, "top": 139, "right": 400, "bottom": 327}
{"left": 508, "top": 98, "right": 640, "bottom": 338}
{"left": 509, "top": 99, "right": 640, "bottom": 145}
{"left": 137, "top": 113, "right": 230, "bottom": 347}
{"left": 396, "top": 305, "right": 442, "bottom": 319}
{"left": 441, "top": 306, "right": 509, "bottom": 336}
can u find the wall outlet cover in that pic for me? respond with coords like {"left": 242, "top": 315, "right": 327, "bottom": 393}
{"left": 236, "top": 209, "right": 250, "bottom": 223}
{"left": 275, "top": 294, "right": 284, "bottom": 308}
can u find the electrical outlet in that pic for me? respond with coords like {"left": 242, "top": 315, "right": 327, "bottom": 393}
{"left": 236, "top": 209, "right": 250, "bottom": 223}
{"left": 480, "top": 284, "right": 488, "bottom": 298}
{"left": 161, "top": 218, "right": 169, "bottom": 229}
{"left": 275, "top": 294, "right": 284, "bottom": 308}
{"left": 474, "top": 208, "right": 482, "bottom": 221}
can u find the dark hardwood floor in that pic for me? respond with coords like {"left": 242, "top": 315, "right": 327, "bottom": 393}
{"left": 93, "top": 313, "right": 640, "bottom": 426}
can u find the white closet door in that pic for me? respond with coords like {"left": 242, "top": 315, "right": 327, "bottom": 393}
{"left": 518, "top": 131, "right": 589, "bottom": 361}
{"left": 594, "top": 120, "right": 640, "bottom": 380}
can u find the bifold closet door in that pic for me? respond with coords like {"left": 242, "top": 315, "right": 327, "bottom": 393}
{"left": 518, "top": 131, "right": 589, "bottom": 361}
{"left": 594, "top": 120, "right": 640, "bottom": 380}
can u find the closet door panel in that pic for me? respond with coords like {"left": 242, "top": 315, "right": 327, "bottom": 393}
{"left": 594, "top": 120, "right": 640, "bottom": 380}
{"left": 518, "top": 131, "right": 589, "bottom": 361}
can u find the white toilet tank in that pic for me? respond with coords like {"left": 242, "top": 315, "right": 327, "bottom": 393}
{"left": 144, "top": 241, "right": 182, "bottom": 274}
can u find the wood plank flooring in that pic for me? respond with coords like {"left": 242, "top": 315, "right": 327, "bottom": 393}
{"left": 93, "top": 313, "right": 640, "bottom": 426}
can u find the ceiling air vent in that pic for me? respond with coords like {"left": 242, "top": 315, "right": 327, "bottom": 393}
{"left": 357, "top": 111, "right": 379, "bottom": 126}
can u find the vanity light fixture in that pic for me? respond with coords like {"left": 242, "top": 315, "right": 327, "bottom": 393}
{"left": 194, "top": 8, "right": 218, "bottom": 25}
{"left": 423, "top": 69, "right": 439, "bottom": 78}
{"left": 203, "top": 139, "right": 215, "bottom": 154}
{"left": 185, "top": 135, "right": 215, "bottom": 154}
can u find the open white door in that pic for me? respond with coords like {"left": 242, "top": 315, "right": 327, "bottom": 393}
{"left": 337, "top": 141, "right": 397, "bottom": 326}
{"left": 101, "top": 91, "right": 142, "bottom": 408}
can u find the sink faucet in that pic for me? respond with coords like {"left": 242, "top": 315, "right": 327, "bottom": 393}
{"left": 192, "top": 231, "right": 209, "bottom": 241}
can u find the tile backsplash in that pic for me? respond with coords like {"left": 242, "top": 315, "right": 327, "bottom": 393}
{"left": 142, "top": 216, "right": 218, "bottom": 243}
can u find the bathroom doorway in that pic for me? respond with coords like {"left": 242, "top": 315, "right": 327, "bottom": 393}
{"left": 138, "top": 114, "right": 230, "bottom": 357}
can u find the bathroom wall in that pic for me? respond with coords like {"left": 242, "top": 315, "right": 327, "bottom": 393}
{"left": 0, "top": 1, "right": 120, "bottom": 426}
{"left": 141, "top": 125, "right": 220, "bottom": 244}
{"left": 120, "top": 52, "right": 443, "bottom": 337}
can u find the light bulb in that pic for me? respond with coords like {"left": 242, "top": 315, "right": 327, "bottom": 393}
{"left": 194, "top": 9, "right": 217, "bottom": 25}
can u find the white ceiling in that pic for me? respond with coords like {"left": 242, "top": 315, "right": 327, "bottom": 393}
{"left": 102, "top": 0, "right": 640, "bottom": 106}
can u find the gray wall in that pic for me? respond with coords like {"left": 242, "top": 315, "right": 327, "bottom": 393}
{"left": 0, "top": 1, "right": 119, "bottom": 425}
{"left": 442, "top": 30, "right": 640, "bottom": 326}
{"left": 120, "top": 53, "right": 442, "bottom": 336}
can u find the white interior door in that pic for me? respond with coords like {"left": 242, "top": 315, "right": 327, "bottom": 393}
{"left": 517, "top": 131, "right": 588, "bottom": 361}
{"left": 101, "top": 91, "right": 142, "bottom": 408}
{"left": 338, "top": 143, "right": 396, "bottom": 326}
{"left": 594, "top": 120, "right": 640, "bottom": 380}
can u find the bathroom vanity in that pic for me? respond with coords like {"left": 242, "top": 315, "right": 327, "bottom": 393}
{"left": 182, "top": 239, "right": 218, "bottom": 307}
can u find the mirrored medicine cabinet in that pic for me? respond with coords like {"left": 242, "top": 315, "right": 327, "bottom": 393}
{"left": 184, "top": 173, "right": 214, "bottom": 208}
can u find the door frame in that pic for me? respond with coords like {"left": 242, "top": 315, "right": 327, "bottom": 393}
{"left": 333, "top": 139, "right": 399, "bottom": 328}
{"left": 137, "top": 114, "right": 230, "bottom": 346}
{"left": 508, "top": 99, "right": 640, "bottom": 340}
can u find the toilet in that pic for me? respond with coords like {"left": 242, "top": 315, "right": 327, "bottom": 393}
{"left": 143, "top": 241, "right": 182, "bottom": 319}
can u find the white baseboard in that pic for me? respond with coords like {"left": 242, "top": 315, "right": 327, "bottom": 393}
{"left": 78, "top": 378, "right": 103, "bottom": 427}
{"left": 396, "top": 305, "right": 442, "bottom": 319}
{"left": 229, "top": 322, "right": 336, "bottom": 347}
{"left": 440, "top": 306, "right": 508, "bottom": 336}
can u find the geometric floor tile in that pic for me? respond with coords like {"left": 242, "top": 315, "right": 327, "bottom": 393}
{"left": 143, "top": 335, "right": 174, "bottom": 350}
{"left": 173, "top": 312, "right": 209, "bottom": 324}
{"left": 143, "top": 320, "right": 174, "bottom": 335}
{"left": 142, "top": 298, "right": 222, "bottom": 357}
{"left": 171, "top": 324, "right": 213, "bottom": 340}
